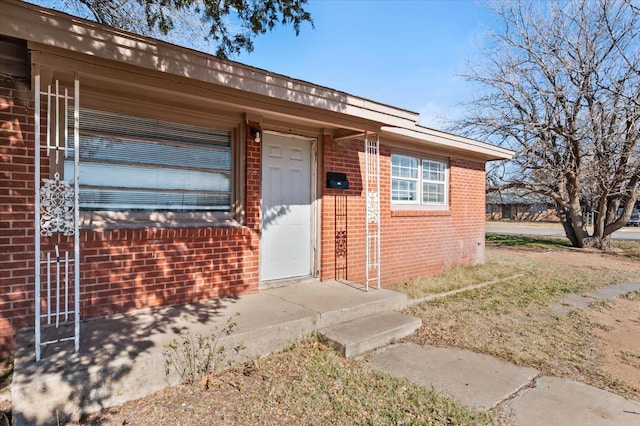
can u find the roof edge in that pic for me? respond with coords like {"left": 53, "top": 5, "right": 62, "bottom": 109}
{"left": 0, "top": 0, "right": 419, "bottom": 127}
{"left": 381, "top": 125, "right": 514, "bottom": 161}
{"left": 1, "top": 0, "right": 515, "bottom": 161}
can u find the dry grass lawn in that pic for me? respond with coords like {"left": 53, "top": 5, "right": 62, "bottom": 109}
{"left": 84, "top": 339, "right": 501, "bottom": 425}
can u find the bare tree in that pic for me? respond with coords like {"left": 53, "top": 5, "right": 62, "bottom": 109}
{"left": 38, "top": 0, "right": 313, "bottom": 59}
{"left": 457, "top": 0, "right": 640, "bottom": 248}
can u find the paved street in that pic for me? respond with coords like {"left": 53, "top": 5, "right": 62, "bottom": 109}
{"left": 486, "top": 221, "right": 640, "bottom": 241}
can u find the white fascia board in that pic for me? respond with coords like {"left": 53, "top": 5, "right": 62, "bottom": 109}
{"left": 381, "top": 125, "right": 514, "bottom": 161}
{"left": 0, "top": 0, "right": 418, "bottom": 129}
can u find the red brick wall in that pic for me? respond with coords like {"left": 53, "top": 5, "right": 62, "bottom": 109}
{"left": 321, "top": 137, "right": 366, "bottom": 282}
{"left": 1, "top": 77, "right": 35, "bottom": 358}
{"left": 73, "top": 227, "right": 257, "bottom": 318}
{"left": 245, "top": 122, "right": 262, "bottom": 232}
{"left": 321, "top": 136, "right": 486, "bottom": 286}
{"left": 0, "top": 77, "right": 261, "bottom": 357}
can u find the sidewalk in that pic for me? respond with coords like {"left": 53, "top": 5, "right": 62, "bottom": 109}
{"left": 369, "top": 343, "right": 640, "bottom": 425}
{"left": 369, "top": 280, "right": 640, "bottom": 425}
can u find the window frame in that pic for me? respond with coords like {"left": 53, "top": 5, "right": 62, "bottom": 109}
{"left": 59, "top": 107, "right": 243, "bottom": 229}
{"left": 529, "top": 203, "right": 548, "bottom": 213}
{"left": 391, "top": 152, "right": 449, "bottom": 210}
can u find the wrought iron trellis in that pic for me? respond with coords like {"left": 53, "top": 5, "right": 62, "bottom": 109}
{"left": 34, "top": 74, "right": 80, "bottom": 361}
{"left": 334, "top": 195, "right": 348, "bottom": 280}
{"left": 364, "top": 132, "right": 380, "bottom": 291}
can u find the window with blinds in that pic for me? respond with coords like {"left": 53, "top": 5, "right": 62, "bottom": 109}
{"left": 64, "top": 108, "right": 232, "bottom": 212}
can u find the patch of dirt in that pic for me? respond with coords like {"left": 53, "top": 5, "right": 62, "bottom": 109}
{"left": 513, "top": 247, "right": 640, "bottom": 392}
{"left": 522, "top": 247, "right": 640, "bottom": 390}
{"left": 589, "top": 297, "right": 640, "bottom": 389}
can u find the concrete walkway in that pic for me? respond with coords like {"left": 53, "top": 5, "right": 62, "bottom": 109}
{"left": 369, "top": 342, "right": 539, "bottom": 410}
{"left": 369, "top": 281, "right": 640, "bottom": 425}
{"left": 551, "top": 282, "right": 640, "bottom": 316}
{"left": 369, "top": 343, "right": 640, "bottom": 425}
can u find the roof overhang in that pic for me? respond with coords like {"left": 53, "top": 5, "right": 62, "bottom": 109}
{"left": 381, "top": 125, "right": 513, "bottom": 161}
{"left": 0, "top": 0, "right": 416, "bottom": 127}
{"left": 1, "top": 0, "right": 515, "bottom": 162}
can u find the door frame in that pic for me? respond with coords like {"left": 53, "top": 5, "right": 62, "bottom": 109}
{"left": 259, "top": 130, "right": 318, "bottom": 286}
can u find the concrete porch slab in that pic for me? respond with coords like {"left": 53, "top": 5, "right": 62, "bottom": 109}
{"left": 263, "top": 280, "right": 407, "bottom": 327}
{"left": 12, "top": 280, "right": 407, "bottom": 425}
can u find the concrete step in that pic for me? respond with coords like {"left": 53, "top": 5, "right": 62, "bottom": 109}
{"left": 263, "top": 280, "right": 408, "bottom": 328}
{"left": 316, "top": 291, "right": 409, "bottom": 329}
{"left": 318, "top": 311, "right": 421, "bottom": 358}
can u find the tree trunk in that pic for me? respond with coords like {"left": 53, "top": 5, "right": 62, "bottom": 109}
{"left": 560, "top": 220, "right": 581, "bottom": 247}
{"left": 561, "top": 208, "right": 615, "bottom": 250}
{"left": 558, "top": 205, "right": 584, "bottom": 247}
{"left": 580, "top": 235, "right": 612, "bottom": 250}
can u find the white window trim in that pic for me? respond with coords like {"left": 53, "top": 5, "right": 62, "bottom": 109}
{"left": 391, "top": 152, "right": 449, "bottom": 210}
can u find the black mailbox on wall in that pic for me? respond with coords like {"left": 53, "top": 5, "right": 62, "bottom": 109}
{"left": 327, "top": 172, "right": 349, "bottom": 190}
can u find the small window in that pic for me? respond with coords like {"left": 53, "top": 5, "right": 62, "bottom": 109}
{"left": 391, "top": 154, "right": 447, "bottom": 206}
{"left": 391, "top": 154, "right": 419, "bottom": 202}
{"left": 64, "top": 108, "right": 232, "bottom": 212}
{"left": 530, "top": 203, "right": 547, "bottom": 213}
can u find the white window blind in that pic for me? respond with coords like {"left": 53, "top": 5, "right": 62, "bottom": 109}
{"left": 65, "top": 108, "right": 232, "bottom": 212}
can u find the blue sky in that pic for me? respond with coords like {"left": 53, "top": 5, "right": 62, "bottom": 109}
{"left": 32, "top": 0, "right": 498, "bottom": 129}
{"left": 235, "top": 0, "right": 497, "bottom": 128}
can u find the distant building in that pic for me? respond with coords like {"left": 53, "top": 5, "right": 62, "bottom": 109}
{"left": 486, "top": 190, "right": 559, "bottom": 222}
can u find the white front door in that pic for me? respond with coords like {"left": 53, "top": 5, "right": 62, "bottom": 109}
{"left": 261, "top": 133, "right": 312, "bottom": 282}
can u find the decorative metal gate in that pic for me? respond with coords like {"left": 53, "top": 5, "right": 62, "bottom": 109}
{"left": 334, "top": 194, "right": 348, "bottom": 280}
{"left": 364, "top": 132, "right": 380, "bottom": 290}
{"left": 34, "top": 74, "right": 80, "bottom": 361}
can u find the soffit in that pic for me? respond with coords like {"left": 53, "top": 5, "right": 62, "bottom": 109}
{"left": 1, "top": 0, "right": 417, "bottom": 130}
{"left": 381, "top": 126, "right": 514, "bottom": 161}
{"left": 29, "top": 46, "right": 382, "bottom": 134}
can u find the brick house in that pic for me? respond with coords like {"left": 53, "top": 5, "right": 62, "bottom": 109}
{"left": 0, "top": 0, "right": 512, "bottom": 357}
{"left": 486, "top": 190, "right": 560, "bottom": 222}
